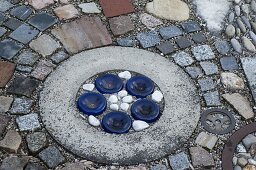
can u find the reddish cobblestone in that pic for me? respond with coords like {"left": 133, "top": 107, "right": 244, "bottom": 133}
{"left": 0, "top": 61, "right": 16, "bottom": 88}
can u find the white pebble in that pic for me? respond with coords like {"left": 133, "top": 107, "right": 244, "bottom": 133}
{"left": 88, "top": 115, "right": 100, "bottom": 127}
{"left": 118, "top": 71, "right": 132, "bottom": 80}
{"left": 82, "top": 84, "right": 95, "bottom": 91}
{"left": 122, "top": 96, "right": 133, "bottom": 103}
{"left": 109, "top": 95, "right": 118, "bottom": 103}
{"left": 132, "top": 120, "right": 149, "bottom": 131}
{"left": 110, "top": 104, "right": 119, "bottom": 111}
{"left": 248, "top": 158, "right": 256, "bottom": 165}
{"left": 152, "top": 91, "right": 164, "bottom": 103}
{"left": 236, "top": 144, "right": 247, "bottom": 153}
{"left": 120, "top": 103, "right": 129, "bottom": 112}
{"left": 118, "top": 90, "right": 128, "bottom": 98}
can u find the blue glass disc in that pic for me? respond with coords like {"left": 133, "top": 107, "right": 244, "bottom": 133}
{"left": 126, "top": 75, "right": 154, "bottom": 98}
{"left": 102, "top": 112, "right": 132, "bottom": 134}
{"left": 77, "top": 92, "right": 107, "bottom": 116}
{"left": 95, "top": 74, "right": 123, "bottom": 94}
{"left": 131, "top": 99, "right": 160, "bottom": 123}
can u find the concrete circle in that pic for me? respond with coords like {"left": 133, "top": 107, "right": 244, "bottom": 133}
{"left": 39, "top": 46, "right": 200, "bottom": 165}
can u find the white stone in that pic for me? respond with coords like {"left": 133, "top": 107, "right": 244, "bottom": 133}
{"left": 237, "top": 144, "right": 247, "bottom": 153}
{"left": 120, "top": 103, "right": 129, "bottom": 112}
{"left": 78, "top": 2, "right": 101, "bottom": 13}
{"left": 195, "top": 132, "right": 218, "bottom": 150}
{"left": 248, "top": 159, "right": 256, "bottom": 166}
{"left": 110, "top": 104, "right": 119, "bottom": 111}
{"left": 82, "top": 84, "right": 95, "bottom": 91}
{"left": 118, "top": 90, "right": 128, "bottom": 99}
{"left": 233, "top": 157, "right": 238, "bottom": 165}
{"left": 118, "top": 71, "right": 131, "bottom": 80}
{"left": 88, "top": 115, "right": 100, "bottom": 127}
{"left": 122, "top": 96, "right": 133, "bottom": 103}
{"left": 152, "top": 91, "right": 164, "bottom": 103}
{"left": 109, "top": 95, "right": 118, "bottom": 104}
{"left": 235, "top": 0, "right": 241, "bottom": 4}
{"left": 132, "top": 120, "right": 149, "bottom": 131}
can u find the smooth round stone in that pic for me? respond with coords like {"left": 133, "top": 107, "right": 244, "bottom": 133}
{"left": 131, "top": 99, "right": 160, "bottom": 123}
{"left": 152, "top": 90, "right": 164, "bottom": 103}
{"left": 95, "top": 74, "right": 123, "bottom": 94}
{"left": 235, "top": 5, "right": 241, "bottom": 16}
{"left": 118, "top": 71, "right": 131, "bottom": 80}
{"left": 109, "top": 95, "right": 118, "bottom": 104}
{"left": 77, "top": 92, "right": 107, "bottom": 116}
{"left": 110, "top": 104, "right": 119, "bottom": 111}
{"left": 132, "top": 120, "right": 149, "bottom": 131}
{"left": 118, "top": 90, "right": 128, "bottom": 98}
{"left": 229, "top": 12, "right": 235, "bottom": 22}
{"left": 40, "top": 47, "right": 200, "bottom": 164}
{"left": 101, "top": 112, "right": 132, "bottom": 134}
{"left": 120, "top": 103, "right": 129, "bottom": 112}
{"left": 122, "top": 96, "right": 133, "bottom": 103}
{"left": 242, "top": 36, "right": 256, "bottom": 52}
{"left": 82, "top": 84, "right": 95, "bottom": 91}
{"left": 231, "top": 38, "right": 242, "bottom": 53}
{"left": 88, "top": 115, "right": 100, "bottom": 127}
{"left": 126, "top": 75, "right": 154, "bottom": 98}
{"left": 226, "top": 24, "right": 236, "bottom": 37}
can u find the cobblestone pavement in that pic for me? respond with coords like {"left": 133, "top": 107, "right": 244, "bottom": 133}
{"left": 0, "top": 0, "right": 256, "bottom": 169}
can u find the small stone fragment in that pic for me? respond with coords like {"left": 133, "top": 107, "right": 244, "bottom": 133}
{"left": 0, "top": 96, "right": 13, "bottom": 112}
{"left": 78, "top": 2, "right": 101, "bottom": 13}
{"left": 110, "top": 104, "right": 119, "bottom": 111}
{"left": 82, "top": 84, "right": 95, "bottom": 91}
{"left": 243, "top": 134, "right": 256, "bottom": 149}
{"left": 118, "top": 90, "right": 128, "bottom": 98}
{"left": 238, "top": 157, "right": 248, "bottom": 167}
{"left": 109, "top": 95, "right": 118, "bottom": 104}
{"left": 120, "top": 103, "right": 129, "bottom": 112}
{"left": 26, "top": 132, "right": 47, "bottom": 153}
{"left": 118, "top": 71, "right": 131, "bottom": 80}
{"left": 122, "top": 96, "right": 133, "bottom": 103}
{"left": 195, "top": 131, "right": 218, "bottom": 150}
{"left": 139, "top": 13, "right": 163, "bottom": 29}
{"left": 88, "top": 115, "right": 100, "bottom": 127}
{"left": 237, "top": 144, "right": 247, "bottom": 153}
{"left": 0, "top": 129, "right": 21, "bottom": 153}
{"left": 152, "top": 91, "right": 163, "bottom": 103}
{"left": 190, "top": 146, "right": 215, "bottom": 167}
{"left": 221, "top": 72, "right": 244, "bottom": 90}
{"left": 169, "top": 152, "right": 190, "bottom": 170}
{"left": 16, "top": 113, "right": 41, "bottom": 131}
{"left": 132, "top": 120, "right": 149, "bottom": 131}
{"left": 39, "top": 146, "right": 65, "bottom": 168}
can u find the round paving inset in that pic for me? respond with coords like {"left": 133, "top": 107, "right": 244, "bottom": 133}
{"left": 39, "top": 46, "right": 200, "bottom": 165}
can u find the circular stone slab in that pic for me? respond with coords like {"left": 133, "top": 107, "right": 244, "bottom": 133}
{"left": 39, "top": 46, "right": 200, "bottom": 165}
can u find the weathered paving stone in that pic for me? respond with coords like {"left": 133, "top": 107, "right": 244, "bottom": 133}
{"left": 60, "top": 163, "right": 84, "bottom": 170}
{"left": 31, "top": 60, "right": 55, "bottom": 80}
{"left": 0, "top": 0, "right": 14, "bottom": 12}
{"left": 9, "top": 24, "right": 39, "bottom": 44}
{"left": 54, "top": 4, "right": 79, "bottom": 20}
{"left": 109, "top": 15, "right": 134, "bottom": 35}
{"left": 242, "top": 57, "right": 256, "bottom": 104}
{"left": 221, "top": 72, "right": 244, "bottom": 90}
{"left": 139, "top": 13, "right": 163, "bottom": 30}
{"left": 16, "top": 65, "right": 33, "bottom": 73}
{"left": 10, "top": 5, "right": 33, "bottom": 21}
{"left": 159, "top": 25, "right": 183, "bottom": 39}
{"left": 220, "top": 56, "right": 238, "bottom": 71}
{"left": 0, "top": 96, "right": 13, "bottom": 112}
{"left": 198, "top": 77, "right": 216, "bottom": 92}
{"left": 175, "top": 37, "right": 192, "bottom": 49}
{"left": 0, "top": 39, "right": 23, "bottom": 60}
{"left": 0, "top": 12, "right": 6, "bottom": 24}
{"left": 29, "top": 34, "right": 60, "bottom": 57}
{"left": 200, "top": 61, "right": 219, "bottom": 75}
{"left": 195, "top": 132, "right": 218, "bottom": 150}
{"left": 99, "top": 0, "right": 135, "bottom": 17}
{"left": 51, "top": 16, "right": 112, "bottom": 54}
{"left": 78, "top": 2, "right": 101, "bottom": 14}
{"left": 16, "top": 113, "right": 41, "bottom": 131}
{"left": 0, "top": 61, "right": 16, "bottom": 87}
{"left": 190, "top": 146, "right": 215, "bottom": 167}
{"left": 156, "top": 41, "right": 175, "bottom": 55}
{"left": 7, "top": 75, "right": 39, "bottom": 97}
{"left": 192, "top": 45, "right": 215, "bottom": 61}
{"left": 0, "top": 114, "right": 11, "bottom": 136}
{"left": 0, "top": 156, "right": 30, "bottom": 170}
{"left": 0, "top": 27, "right": 7, "bottom": 37}
{"left": 243, "top": 134, "right": 256, "bottom": 149}
{"left": 25, "top": 162, "right": 47, "bottom": 170}
{"left": 203, "top": 91, "right": 221, "bottom": 106}
{"left": 10, "top": 97, "right": 33, "bottom": 114}
{"left": 136, "top": 31, "right": 161, "bottom": 48}
{"left": 172, "top": 51, "right": 194, "bottom": 66}
{"left": 181, "top": 21, "right": 201, "bottom": 33}
{"left": 169, "top": 152, "right": 190, "bottom": 170}
{"left": 150, "top": 164, "right": 167, "bottom": 170}
{"left": 28, "top": 13, "right": 57, "bottom": 31}
{"left": 51, "top": 51, "right": 68, "bottom": 64}
{"left": 28, "top": 0, "right": 54, "bottom": 10}
{"left": 3, "top": 18, "right": 23, "bottom": 30}
{"left": 26, "top": 132, "right": 47, "bottom": 153}
{"left": 0, "top": 129, "right": 22, "bottom": 153}
{"left": 39, "top": 146, "right": 65, "bottom": 168}
{"left": 117, "top": 37, "right": 136, "bottom": 47}
{"left": 223, "top": 93, "right": 254, "bottom": 120}
{"left": 215, "top": 39, "right": 230, "bottom": 55}
{"left": 16, "top": 50, "right": 40, "bottom": 66}
{"left": 185, "top": 66, "right": 203, "bottom": 79}
{"left": 192, "top": 32, "right": 207, "bottom": 43}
